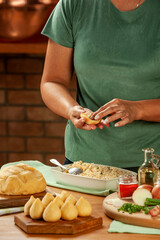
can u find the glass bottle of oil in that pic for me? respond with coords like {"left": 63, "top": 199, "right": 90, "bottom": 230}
{"left": 138, "top": 148, "right": 159, "bottom": 186}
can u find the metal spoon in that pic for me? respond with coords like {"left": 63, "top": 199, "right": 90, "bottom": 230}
{"left": 50, "top": 159, "right": 83, "bottom": 175}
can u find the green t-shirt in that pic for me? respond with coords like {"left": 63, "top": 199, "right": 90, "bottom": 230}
{"left": 42, "top": 0, "right": 160, "bottom": 168}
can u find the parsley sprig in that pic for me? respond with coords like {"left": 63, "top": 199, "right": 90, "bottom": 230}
{"left": 118, "top": 203, "right": 150, "bottom": 214}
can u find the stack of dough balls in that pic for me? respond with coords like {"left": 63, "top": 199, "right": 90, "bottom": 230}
{"left": 0, "top": 163, "right": 46, "bottom": 195}
{"left": 24, "top": 190, "right": 92, "bottom": 222}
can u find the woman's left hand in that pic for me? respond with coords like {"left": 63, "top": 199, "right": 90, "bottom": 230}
{"left": 91, "top": 98, "right": 140, "bottom": 127}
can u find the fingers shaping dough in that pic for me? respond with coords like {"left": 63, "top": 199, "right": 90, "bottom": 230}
{"left": 80, "top": 112, "right": 101, "bottom": 125}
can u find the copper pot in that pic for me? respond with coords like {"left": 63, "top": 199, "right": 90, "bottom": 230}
{"left": 0, "top": 0, "right": 57, "bottom": 41}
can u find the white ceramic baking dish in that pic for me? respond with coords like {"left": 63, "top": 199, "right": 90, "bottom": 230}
{"left": 51, "top": 164, "right": 136, "bottom": 192}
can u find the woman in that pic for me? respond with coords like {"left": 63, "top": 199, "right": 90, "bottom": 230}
{"left": 41, "top": 0, "right": 160, "bottom": 171}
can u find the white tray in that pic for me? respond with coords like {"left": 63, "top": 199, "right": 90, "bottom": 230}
{"left": 51, "top": 164, "right": 135, "bottom": 192}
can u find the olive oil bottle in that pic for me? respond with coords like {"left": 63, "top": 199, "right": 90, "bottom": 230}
{"left": 138, "top": 148, "right": 160, "bottom": 186}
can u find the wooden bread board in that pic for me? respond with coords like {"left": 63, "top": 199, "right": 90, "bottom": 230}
{"left": 103, "top": 192, "right": 160, "bottom": 229}
{"left": 14, "top": 213, "right": 103, "bottom": 234}
{"left": 0, "top": 187, "right": 56, "bottom": 208}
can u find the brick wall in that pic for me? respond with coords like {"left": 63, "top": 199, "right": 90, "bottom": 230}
{"left": 0, "top": 54, "right": 76, "bottom": 168}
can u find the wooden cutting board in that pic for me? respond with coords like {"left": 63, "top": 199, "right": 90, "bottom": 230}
{"left": 103, "top": 192, "right": 160, "bottom": 229}
{"left": 14, "top": 213, "right": 103, "bottom": 234}
{"left": 0, "top": 187, "right": 56, "bottom": 208}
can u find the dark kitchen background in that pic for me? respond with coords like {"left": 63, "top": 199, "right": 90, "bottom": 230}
{"left": 0, "top": 0, "right": 76, "bottom": 167}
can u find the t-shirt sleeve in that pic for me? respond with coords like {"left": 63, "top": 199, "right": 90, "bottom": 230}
{"left": 41, "top": 0, "right": 74, "bottom": 48}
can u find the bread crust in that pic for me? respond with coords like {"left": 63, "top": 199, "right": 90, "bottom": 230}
{"left": 0, "top": 163, "right": 46, "bottom": 195}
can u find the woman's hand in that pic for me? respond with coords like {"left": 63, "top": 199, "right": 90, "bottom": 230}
{"left": 68, "top": 106, "right": 104, "bottom": 130}
{"left": 91, "top": 98, "right": 141, "bottom": 127}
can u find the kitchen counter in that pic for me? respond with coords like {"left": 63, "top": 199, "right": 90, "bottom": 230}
{"left": 0, "top": 186, "right": 159, "bottom": 240}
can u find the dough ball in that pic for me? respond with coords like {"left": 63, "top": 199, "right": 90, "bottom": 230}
{"left": 61, "top": 201, "right": 78, "bottom": 220}
{"left": 65, "top": 194, "right": 77, "bottom": 205}
{"left": 59, "top": 190, "right": 70, "bottom": 202}
{"left": 53, "top": 196, "right": 63, "bottom": 208}
{"left": 43, "top": 201, "right": 61, "bottom": 222}
{"left": 42, "top": 192, "right": 54, "bottom": 208}
{"left": 76, "top": 197, "right": 92, "bottom": 217}
{"left": 80, "top": 112, "right": 101, "bottom": 125}
{"left": 24, "top": 195, "right": 35, "bottom": 216}
{"left": 0, "top": 163, "right": 46, "bottom": 195}
{"left": 29, "top": 198, "right": 44, "bottom": 219}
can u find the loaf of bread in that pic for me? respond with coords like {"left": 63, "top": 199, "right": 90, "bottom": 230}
{"left": 0, "top": 163, "right": 46, "bottom": 195}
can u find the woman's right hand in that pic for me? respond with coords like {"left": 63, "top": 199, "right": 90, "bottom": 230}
{"left": 69, "top": 105, "right": 103, "bottom": 130}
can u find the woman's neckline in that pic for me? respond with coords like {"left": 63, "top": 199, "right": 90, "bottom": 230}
{"left": 109, "top": 0, "right": 147, "bottom": 13}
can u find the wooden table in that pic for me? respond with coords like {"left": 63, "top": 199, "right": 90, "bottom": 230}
{"left": 0, "top": 186, "right": 159, "bottom": 240}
